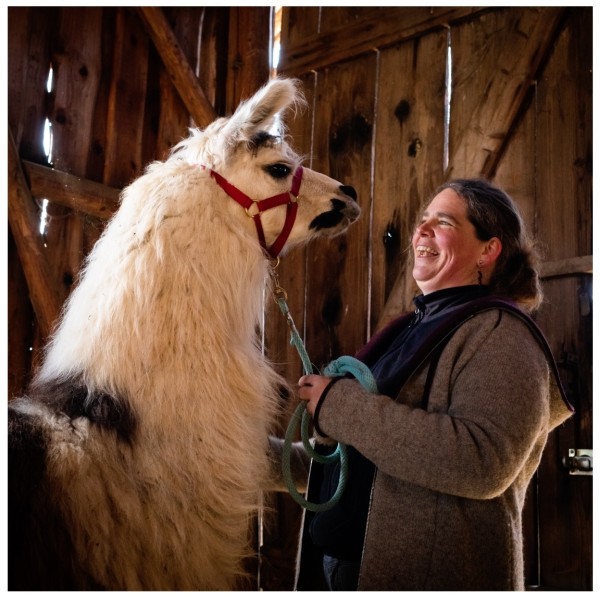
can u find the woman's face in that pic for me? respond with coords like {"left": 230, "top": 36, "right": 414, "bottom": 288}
{"left": 412, "top": 188, "right": 490, "bottom": 294}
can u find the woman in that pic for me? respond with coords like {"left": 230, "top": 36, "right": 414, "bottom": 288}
{"left": 295, "top": 178, "right": 573, "bottom": 591}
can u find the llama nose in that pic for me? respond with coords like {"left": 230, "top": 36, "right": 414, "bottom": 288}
{"left": 331, "top": 199, "right": 348, "bottom": 211}
{"left": 340, "top": 185, "right": 357, "bottom": 202}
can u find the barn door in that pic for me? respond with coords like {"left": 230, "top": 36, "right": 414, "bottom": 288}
{"left": 261, "top": 6, "right": 591, "bottom": 591}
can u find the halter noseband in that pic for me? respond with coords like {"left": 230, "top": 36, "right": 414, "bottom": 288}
{"left": 204, "top": 165, "right": 303, "bottom": 259}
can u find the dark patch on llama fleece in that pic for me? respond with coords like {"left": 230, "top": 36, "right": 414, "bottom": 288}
{"left": 8, "top": 405, "right": 48, "bottom": 500}
{"left": 248, "top": 130, "right": 280, "bottom": 151}
{"left": 27, "top": 377, "right": 138, "bottom": 443}
{"left": 8, "top": 406, "right": 105, "bottom": 590}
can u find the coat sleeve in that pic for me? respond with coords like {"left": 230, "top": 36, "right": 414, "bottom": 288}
{"left": 315, "top": 311, "right": 556, "bottom": 500}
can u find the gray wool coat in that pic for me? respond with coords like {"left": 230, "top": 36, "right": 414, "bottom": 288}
{"left": 294, "top": 309, "right": 573, "bottom": 591}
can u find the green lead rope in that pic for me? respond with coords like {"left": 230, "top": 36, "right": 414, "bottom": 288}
{"left": 275, "top": 294, "right": 378, "bottom": 512}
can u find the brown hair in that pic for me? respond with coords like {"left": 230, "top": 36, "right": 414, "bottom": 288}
{"left": 434, "top": 179, "right": 543, "bottom": 312}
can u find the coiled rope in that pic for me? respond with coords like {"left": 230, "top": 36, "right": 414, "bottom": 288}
{"left": 273, "top": 276, "right": 378, "bottom": 512}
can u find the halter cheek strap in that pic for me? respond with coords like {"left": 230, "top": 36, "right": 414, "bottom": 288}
{"left": 205, "top": 166, "right": 303, "bottom": 260}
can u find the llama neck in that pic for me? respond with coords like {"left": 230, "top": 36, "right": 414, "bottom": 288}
{"left": 38, "top": 205, "right": 271, "bottom": 402}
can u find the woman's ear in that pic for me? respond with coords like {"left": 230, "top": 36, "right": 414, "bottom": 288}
{"left": 480, "top": 237, "right": 502, "bottom": 266}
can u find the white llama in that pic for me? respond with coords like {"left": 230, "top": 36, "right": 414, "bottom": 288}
{"left": 8, "top": 78, "right": 360, "bottom": 591}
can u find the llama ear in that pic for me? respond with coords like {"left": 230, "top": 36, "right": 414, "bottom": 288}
{"left": 223, "top": 78, "right": 304, "bottom": 141}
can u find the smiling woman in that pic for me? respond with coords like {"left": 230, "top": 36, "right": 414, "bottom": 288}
{"left": 292, "top": 177, "right": 573, "bottom": 591}
{"left": 412, "top": 186, "right": 502, "bottom": 295}
{"left": 430, "top": 178, "right": 543, "bottom": 311}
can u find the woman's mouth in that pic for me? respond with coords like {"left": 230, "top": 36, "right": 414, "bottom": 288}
{"left": 415, "top": 245, "right": 439, "bottom": 257}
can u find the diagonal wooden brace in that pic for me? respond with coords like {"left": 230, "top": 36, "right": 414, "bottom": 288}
{"left": 8, "top": 128, "right": 62, "bottom": 339}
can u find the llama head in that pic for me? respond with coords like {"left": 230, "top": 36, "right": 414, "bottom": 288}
{"left": 170, "top": 78, "right": 360, "bottom": 257}
{"left": 36, "top": 79, "right": 359, "bottom": 394}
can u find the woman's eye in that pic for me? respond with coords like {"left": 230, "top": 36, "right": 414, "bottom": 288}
{"left": 266, "top": 163, "right": 291, "bottom": 179}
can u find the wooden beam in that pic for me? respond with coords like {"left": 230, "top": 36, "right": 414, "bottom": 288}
{"left": 8, "top": 129, "right": 62, "bottom": 339}
{"left": 540, "top": 255, "right": 593, "bottom": 279}
{"left": 278, "top": 7, "right": 487, "bottom": 77}
{"left": 137, "top": 7, "right": 217, "bottom": 127}
{"left": 23, "top": 160, "right": 120, "bottom": 220}
{"left": 446, "top": 8, "right": 568, "bottom": 179}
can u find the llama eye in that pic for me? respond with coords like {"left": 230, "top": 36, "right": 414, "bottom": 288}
{"left": 266, "top": 163, "right": 291, "bottom": 179}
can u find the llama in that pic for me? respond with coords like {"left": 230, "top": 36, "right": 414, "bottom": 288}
{"left": 8, "top": 78, "right": 360, "bottom": 591}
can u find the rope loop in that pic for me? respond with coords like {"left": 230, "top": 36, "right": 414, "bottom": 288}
{"left": 323, "top": 356, "right": 379, "bottom": 393}
{"left": 275, "top": 284, "right": 378, "bottom": 512}
{"left": 281, "top": 403, "right": 349, "bottom": 512}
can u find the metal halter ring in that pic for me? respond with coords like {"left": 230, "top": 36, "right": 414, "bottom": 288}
{"left": 244, "top": 203, "right": 261, "bottom": 218}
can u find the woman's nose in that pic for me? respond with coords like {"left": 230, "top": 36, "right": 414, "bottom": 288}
{"left": 416, "top": 221, "right": 432, "bottom": 236}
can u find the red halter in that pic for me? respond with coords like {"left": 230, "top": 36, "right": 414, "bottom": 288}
{"left": 205, "top": 165, "right": 303, "bottom": 259}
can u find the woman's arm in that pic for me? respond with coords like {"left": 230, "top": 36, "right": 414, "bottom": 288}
{"left": 311, "top": 311, "right": 552, "bottom": 499}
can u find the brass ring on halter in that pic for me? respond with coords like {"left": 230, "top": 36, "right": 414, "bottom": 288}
{"left": 245, "top": 203, "right": 261, "bottom": 218}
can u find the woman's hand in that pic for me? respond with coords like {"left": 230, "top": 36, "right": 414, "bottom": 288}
{"left": 297, "top": 374, "right": 333, "bottom": 417}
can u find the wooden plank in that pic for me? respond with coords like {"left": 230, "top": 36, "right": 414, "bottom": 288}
{"left": 535, "top": 10, "right": 592, "bottom": 262}
{"left": 303, "top": 55, "right": 377, "bottom": 369}
{"left": 540, "top": 256, "right": 592, "bottom": 279}
{"left": 137, "top": 6, "right": 217, "bottom": 127}
{"left": 83, "top": 8, "right": 117, "bottom": 254}
{"left": 197, "top": 7, "right": 230, "bottom": 116}
{"left": 535, "top": 278, "right": 592, "bottom": 591}
{"left": 84, "top": 8, "right": 114, "bottom": 184}
{"left": 532, "top": 9, "right": 592, "bottom": 590}
{"left": 226, "top": 6, "right": 271, "bottom": 111}
{"left": 493, "top": 89, "right": 538, "bottom": 232}
{"left": 7, "top": 7, "right": 31, "bottom": 148}
{"left": 8, "top": 130, "right": 62, "bottom": 339}
{"left": 446, "top": 7, "right": 567, "bottom": 179}
{"left": 104, "top": 8, "right": 149, "bottom": 188}
{"left": 23, "top": 160, "right": 120, "bottom": 219}
{"left": 51, "top": 7, "right": 103, "bottom": 176}
{"left": 7, "top": 7, "right": 57, "bottom": 162}
{"left": 8, "top": 227, "right": 35, "bottom": 398}
{"left": 278, "top": 7, "right": 486, "bottom": 77}
{"left": 44, "top": 7, "right": 104, "bottom": 302}
{"left": 371, "top": 30, "right": 448, "bottom": 333}
{"left": 7, "top": 7, "right": 58, "bottom": 384}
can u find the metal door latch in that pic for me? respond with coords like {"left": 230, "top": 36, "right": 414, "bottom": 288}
{"left": 562, "top": 449, "right": 592, "bottom": 475}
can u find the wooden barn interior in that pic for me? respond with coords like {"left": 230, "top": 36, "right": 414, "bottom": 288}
{"left": 7, "top": 6, "right": 592, "bottom": 591}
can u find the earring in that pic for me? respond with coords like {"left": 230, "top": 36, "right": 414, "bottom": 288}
{"left": 476, "top": 260, "right": 484, "bottom": 286}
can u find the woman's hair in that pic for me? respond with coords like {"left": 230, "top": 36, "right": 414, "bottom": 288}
{"left": 434, "top": 178, "right": 543, "bottom": 312}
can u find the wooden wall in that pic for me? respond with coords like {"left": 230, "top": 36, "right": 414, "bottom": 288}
{"left": 7, "top": 6, "right": 592, "bottom": 592}
{"left": 8, "top": 6, "right": 270, "bottom": 398}
{"left": 262, "top": 6, "right": 592, "bottom": 591}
